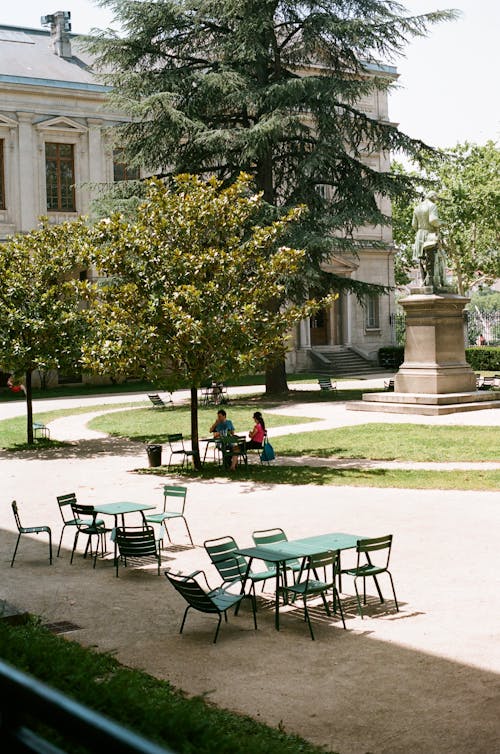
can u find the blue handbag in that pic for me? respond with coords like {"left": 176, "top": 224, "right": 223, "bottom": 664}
{"left": 260, "top": 438, "right": 275, "bottom": 462}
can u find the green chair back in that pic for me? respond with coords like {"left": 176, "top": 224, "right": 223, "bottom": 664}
{"left": 115, "top": 526, "right": 161, "bottom": 577}
{"left": 165, "top": 569, "right": 256, "bottom": 643}
{"left": 204, "top": 536, "right": 247, "bottom": 583}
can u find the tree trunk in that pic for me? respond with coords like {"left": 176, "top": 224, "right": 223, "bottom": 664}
{"left": 25, "top": 370, "right": 33, "bottom": 444}
{"left": 190, "top": 385, "right": 201, "bottom": 470}
{"left": 265, "top": 359, "right": 289, "bottom": 394}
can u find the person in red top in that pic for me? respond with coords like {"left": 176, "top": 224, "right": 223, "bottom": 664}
{"left": 247, "top": 411, "right": 266, "bottom": 449}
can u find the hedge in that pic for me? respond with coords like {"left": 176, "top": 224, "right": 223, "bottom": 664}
{"left": 379, "top": 346, "right": 500, "bottom": 372}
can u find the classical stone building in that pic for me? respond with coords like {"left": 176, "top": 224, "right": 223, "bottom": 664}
{"left": 0, "top": 12, "right": 397, "bottom": 379}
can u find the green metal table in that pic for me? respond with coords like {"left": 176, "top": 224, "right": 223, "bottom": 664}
{"left": 237, "top": 532, "right": 364, "bottom": 630}
{"left": 93, "top": 502, "right": 156, "bottom": 566}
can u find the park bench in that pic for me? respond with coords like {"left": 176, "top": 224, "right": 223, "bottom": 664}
{"left": 318, "top": 376, "right": 337, "bottom": 392}
{"left": 147, "top": 393, "right": 174, "bottom": 409}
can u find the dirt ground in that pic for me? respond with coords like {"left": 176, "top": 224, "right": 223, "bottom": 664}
{"left": 1, "top": 389, "right": 499, "bottom": 754}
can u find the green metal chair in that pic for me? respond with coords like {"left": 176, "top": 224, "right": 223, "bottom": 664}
{"left": 11, "top": 501, "right": 52, "bottom": 567}
{"left": 286, "top": 550, "right": 345, "bottom": 640}
{"left": 342, "top": 534, "right": 399, "bottom": 618}
{"left": 56, "top": 492, "right": 104, "bottom": 557}
{"left": 166, "top": 433, "right": 195, "bottom": 469}
{"left": 204, "top": 535, "right": 276, "bottom": 600}
{"left": 144, "top": 485, "right": 193, "bottom": 547}
{"left": 114, "top": 525, "right": 161, "bottom": 578}
{"left": 165, "top": 569, "right": 257, "bottom": 643}
{"left": 69, "top": 502, "right": 109, "bottom": 569}
{"left": 252, "top": 528, "right": 302, "bottom": 583}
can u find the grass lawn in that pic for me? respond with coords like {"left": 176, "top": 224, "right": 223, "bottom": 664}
{"left": 89, "top": 407, "right": 499, "bottom": 463}
{"left": 272, "top": 423, "right": 500, "bottom": 462}
{"left": 0, "top": 620, "right": 333, "bottom": 754}
{"left": 89, "top": 403, "right": 317, "bottom": 443}
{"left": 0, "top": 402, "right": 144, "bottom": 449}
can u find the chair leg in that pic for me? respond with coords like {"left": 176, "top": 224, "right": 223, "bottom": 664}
{"left": 10, "top": 534, "right": 21, "bottom": 567}
{"left": 57, "top": 524, "right": 67, "bottom": 557}
{"left": 250, "top": 594, "right": 258, "bottom": 631}
{"left": 182, "top": 517, "right": 194, "bottom": 546}
{"left": 353, "top": 577, "right": 364, "bottom": 618}
{"left": 334, "top": 588, "right": 346, "bottom": 629}
{"left": 213, "top": 614, "right": 222, "bottom": 643}
{"left": 70, "top": 531, "right": 79, "bottom": 564}
{"left": 387, "top": 572, "right": 399, "bottom": 612}
{"left": 180, "top": 605, "right": 190, "bottom": 634}
{"left": 48, "top": 530, "right": 53, "bottom": 565}
{"left": 303, "top": 600, "right": 315, "bottom": 640}
{"left": 372, "top": 574, "right": 384, "bottom": 603}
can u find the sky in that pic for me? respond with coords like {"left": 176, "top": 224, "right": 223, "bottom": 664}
{"left": 1, "top": 1, "right": 498, "bottom": 151}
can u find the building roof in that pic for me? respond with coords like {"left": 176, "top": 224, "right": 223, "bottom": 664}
{"left": 0, "top": 23, "right": 109, "bottom": 93}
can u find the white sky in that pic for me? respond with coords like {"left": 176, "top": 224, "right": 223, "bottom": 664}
{"left": 1, "top": 1, "right": 499, "bottom": 150}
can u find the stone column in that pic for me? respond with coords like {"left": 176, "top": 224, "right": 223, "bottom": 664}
{"left": 299, "top": 318, "right": 311, "bottom": 348}
{"left": 17, "top": 112, "right": 37, "bottom": 231}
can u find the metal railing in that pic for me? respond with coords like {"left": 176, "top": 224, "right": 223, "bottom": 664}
{"left": 392, "top": 310, "right": 500, "bottom": 347}
{"left": 0, "top": 660, "right": 176, "bottom": 754}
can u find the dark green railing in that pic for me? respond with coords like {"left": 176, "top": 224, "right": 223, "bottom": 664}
{"left": 0, "top": 660, "right": 175, "bottom": 754}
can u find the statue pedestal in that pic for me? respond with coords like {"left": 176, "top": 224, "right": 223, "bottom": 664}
{"left": 349, "top": 294, "right": 500, "bottom": 415}
{"left": 394, "top": 293, "right": 476, "bottom": 394}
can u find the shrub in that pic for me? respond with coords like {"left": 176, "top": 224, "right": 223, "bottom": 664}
{"left": 378, "top": 347, "right": 404, "bottom": 369}
{"left": 465, "top": 347, "right": 500, "bottom": 371}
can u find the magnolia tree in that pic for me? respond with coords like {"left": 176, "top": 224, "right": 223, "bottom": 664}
{"left": 82, "top": 173, "right": 322, "bottom": 467}
{"left": 0, "top": 220, "right": 90, "bottom": 443}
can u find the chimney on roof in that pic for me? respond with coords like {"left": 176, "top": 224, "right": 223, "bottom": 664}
{"left": 41, "top": 10, "right": 72, "bottom": 58}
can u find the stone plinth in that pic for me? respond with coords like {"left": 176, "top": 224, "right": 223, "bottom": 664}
{"left": 394, "top": 293, "right": 476, "bottom": 393}
{"left": 348, "top": 293, "right": 500, "bottom": 415}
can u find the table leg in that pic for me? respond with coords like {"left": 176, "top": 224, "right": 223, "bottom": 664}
{"left": 275, "top": 563, "right": 282, "bottom": 631}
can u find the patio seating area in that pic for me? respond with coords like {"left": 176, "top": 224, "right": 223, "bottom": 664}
{"left": 1, "top": 383, "right": 499, "bottom": 754}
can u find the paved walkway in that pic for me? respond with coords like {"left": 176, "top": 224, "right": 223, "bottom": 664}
{"left": 1, "top": 380, "right": 499, "bottom": 754}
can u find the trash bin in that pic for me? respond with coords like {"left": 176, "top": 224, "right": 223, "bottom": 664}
{"left": 146, "top": 444, "right": 162, "bottom": 467}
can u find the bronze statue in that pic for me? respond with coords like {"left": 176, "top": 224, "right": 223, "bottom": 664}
{"left": 412, "top": 191, "right": 447, "bottom": 290}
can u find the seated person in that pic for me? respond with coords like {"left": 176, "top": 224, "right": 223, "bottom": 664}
{"left": 209, "top": 409, "right": 239, "bottom": 471}
{"left": 247, "top": 411, "right": 266, "bottom": 449}
{"left": 209, "top": 409, "right": 234, "bottom": 438}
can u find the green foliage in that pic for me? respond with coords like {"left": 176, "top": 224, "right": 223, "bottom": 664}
{"left": 465, "top": 347, "right": 500, "bottom": 371}
{"left": 0, "top": 621, "right": 332, "bottom": 754}
{"left": 392, "top": 142, "right": 500, "bottom": 294}
{"left": 468, "top": 288, "right": 500, "bottom": 313}
{"left": 0, "top": 219, "right": 92, "bottom": 442}
{"left": 83, "top": 173, "right": 316, "bottom": 383}
{"left": 86, "top": 1, "right": 458, "bottom": 304}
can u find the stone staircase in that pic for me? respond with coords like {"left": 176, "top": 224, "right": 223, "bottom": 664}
{"left": 310, "top": 347, "right": 384, "bottom": 377}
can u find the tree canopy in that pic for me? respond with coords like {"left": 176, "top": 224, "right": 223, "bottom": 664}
{"left": 392, "top": 141, "right": 500, "bottom": 294}
{"left": 82, "top": 173, "right": 321, "bottom": 465}
{"left": 87, "top": 0, "right": 459, "bottom": 389}
{"left": 0, "top": 220, "right": 90, "bottom": 442}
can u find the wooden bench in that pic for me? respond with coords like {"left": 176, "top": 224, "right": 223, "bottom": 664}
{"left": 33, "top": 422, "right": 50, "bottom": 440}
{"left": 147, "top": 393, "right": 173, "bottom": 409}
{"left": 318, "top": 377, "right": 337, "bottom": 392}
